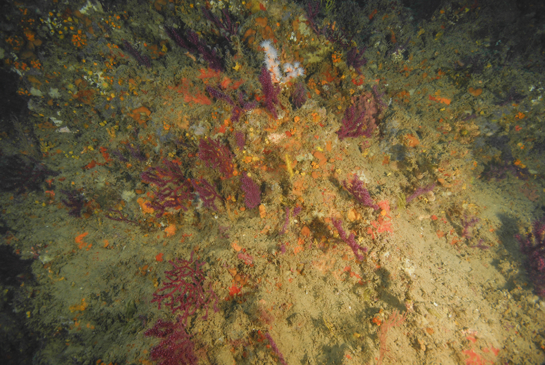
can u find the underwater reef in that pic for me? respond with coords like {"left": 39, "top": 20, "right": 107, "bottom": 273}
{"left": 1, "top": 0, "right": 545, "bottom": 364}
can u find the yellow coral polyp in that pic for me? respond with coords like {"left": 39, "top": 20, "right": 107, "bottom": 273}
{"left": 71, "top": 30, "right": 87, "bottom": 48}
{"left": 285, "top": 153, "right": 294, "bottom": 179}
{"left": 30, "top": 59, "right": 42, "bottom": 69}
{"left": 69, "top": 298, "right": 88, "bottom": 313}
{"left": 24, "top": 29, "right": 35, "bottom": 42}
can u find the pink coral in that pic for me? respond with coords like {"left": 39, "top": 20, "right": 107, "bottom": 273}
{"left": 240, "top": 172, "right": 261, "bottom": 209}
{"left": 259, "top": 67, "right": 280, "bottom": 119}
{"left": 198, "top": 138, "right": 235, "bottom": 178}
{"left": 144, "top": 317, "right": 198, "bottom": 365}
{"left": 516, "top": 217, "right": 545, "bottom": 297}
{"left": 141, "top": 159, "right": 192, "bottom": 218}
{"left": 332, "top": 218, "right": 367, "bottom": 261}
{"left": 151, "top": 252, "right": 218, "bottom": 323}
{"left": 343, "top": 175, "right": 379, "bottom": 210}
{"left": 336, "top": 93, "right": 379, "bottom": 140}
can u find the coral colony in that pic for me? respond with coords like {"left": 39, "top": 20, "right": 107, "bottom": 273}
{"left": 265, "top": 333, "right": 288, "bottom": 365}
{"left": 260, "top": 40, "right": 305, "bottom": 84}
{"left": 332, "top": 218, "right": 367, "bottom": 261}
{"left": 279, "top": 206, "right": 302, "bottom": 234}
{"left": 151, "top": 252, "right": 218, "bottom": 322}
{"left": 144, "top": 317, "right": 199, "bottom": 365}
{"left": 142, "top": 159, "right": 223, "bottom": 216}
{"left": 516, "top": 218, "right": 545, "bottom": 297}
{"left": 164, "top": 25, "right": 224, "bottom": 71}
{"left": 258, "top": 40, "right": 305, "bottom": 118}
{"left": 336, "top": 94, "right": 378, "bottom": 140}
{"left": 191, "top": 178, "right": 221, "bottom": 211}
{"left": 0, "top": 155, "right": 58, "bottom": 194}
{"left": 346, "top": 46, "right": 368, "bottom": 74}
{"left": 259, "top": 66, "right": 281, "bottom": 119}
{"left": 61, "top": 189, "right": 86, "bottom": 218}
{"left": 122, "top": 40, "right": 151, "bottom": 68}
{"left": 141, "top": 159, "right": 193, "bottom": 217}
{"left": 206, "top": 86, "right": 256, "bottom": 123}
{"left": 235, "top": 131, "right": 245, "bottom": 150}
{"left": 461, "top": 214, "right": 480, "bottom": 240}
{"left": 291, "top": 81, "right": 307, "bottom": 109}
{"left": 146, "top": 253, "right": 218, "bottom": 365}
{"left": 198, "top": 138, "right": 235, "bottom": 179}
{"left": 343, "top": 175, "right": 380, "bottom": 210}
{"left": 240, "top": 172, "right": 261, "bottom": 210}
{"left": 200, "top": 6, "right": 238, "bottom": 41}
{"left": 406, "top": 182, "right": 436, "bottom": 204}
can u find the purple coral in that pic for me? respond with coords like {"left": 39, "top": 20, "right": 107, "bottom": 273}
{"left": 165, "top": 26, "right": 195, "bottom": 52}
{"left": 144, "top": 317, "right": 198, "bottom": 365}
{"left": 113, "top": 142, "right": 146, "bottom": 163}
{"left": 496, "top": 87, "right": 526, "bottom": 106}
{"left": 146, "top": 253, "right": 219, "bottom": 364}
{"left": 323, "top": 25, "right": 354, "bottom": 49}
{"left": 126, "top": 143, "right": 147, "bottom": 162}
{"left": 332, "top": 218, "right": 367, "bottom": 261}
{"left": 346, "top": 46, "right": 367, "bottom": 74}
{"left": 291, "top": 81, "right": 307, "bottom": 109}
{"left": 198, "top": 138, "right": 235, "bottom": 179}
{"left": 240, "top": 172, "right": 261, "bottom": 209}
{"left": 303, "top": 0, "right": 354, "bottom": 48}
{"left": 372, "top": 85, "right": 388, "bottom": 109}
{"left": 343, "top": 175, "right": 379, "bottom": 210}
{"left": 191, "top": 178, "right": 221, "bottom": 211}
{"left": 235, "top": 92, "right": 257, "bottom": 122}
{"left": 61, "top": 189, "right": 86, "bottom": 218}
{"left": 0, "top": 155, "right": 58, "bottom": 195}
{"left": 515, "top": 218, "right": 545, "bottom": 297}
{"left": 406, "top": 182, "right": 436, "bottom": 204}
{"left": 387, "top": 37, "right": 411, "bottom": 58}
{"left": 164, "top": 26, "right": 223, "bottom": 71}
{"left": 259, "top": 67, "right": 281, "bottom": 119}
{"left": 461, "top": 214, "right": 479, "bottom": 240}
{"left": 279, "top": 206, "right": 302, "bottom": 234}
{"left": 151, "top": 252, "right": 219, "bottom": 323}
{"left": 235, "top": 131, "right": 245, "bottom": 150}
{"left": 122, "top": 41, "right": 151, "bottom": 68}
{"left": 265, "top": 333, "right": 287, "bottom": 365}
{"left": 279, "top": 207, "right": 290, "bottom": 235}
{"left": 201, "top": 6, "right": 238, "bottom": 41}
{"left": 229, "top": 94, "right": 256, "bottom": 123}
{"left": 206, "top": 86, "right": 235, "bottom": 106}
{"left": 304, "top": 0, "right": 323, "bottom": 36}
{"left": 104, "top": 209, "right": 138, "bottom": 225}
{"left": 141, "top": 159, "right": 192, "bottom": 217}
{"left": 336, "top": 94, "right": 378, "bottom": 140}
{"left": 111, "top": 150, "right": 128, "bottom": 163}
{"left": 482, "top": 160, "right": 529, "bottom": 181}
{"left": 206, "top": 86, "right": 256, "bottom": 123}
{"left": 187, "top": 30, "right": 223, "bottom": 71}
